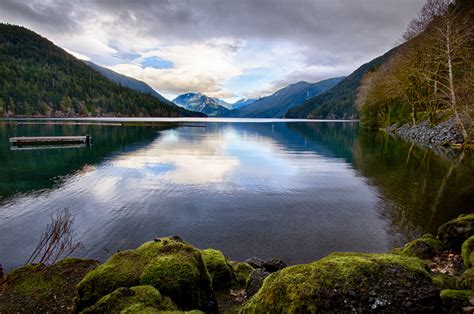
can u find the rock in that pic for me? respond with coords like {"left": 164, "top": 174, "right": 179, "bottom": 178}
{"left": 399, "top": 234, "right": 445, "bottom": 259}
{"left": 230, "top": 262, "right": 254, "bottom": 286}
{"left": 245, "top": 257, "right": 264, "bottom": 269}
{"left": 81, "top": 285, "right": 178, "bottom": 313}
{"left": 438, "top": 214, "right": 474, "bottom": 251}
{"left": 0, "top": 258, "right": 99, "bottom": 313}
{"left": 241, "top": 253, "right": 442, "bottom": 313}
{"left": 459, "top": 268, "right": 474, "bottom": 290}
{"left": 462, "top": 236, "right": 474, "bottom": 269}
{"left": 245, "top": 269, "right": 270, "bottom": 298}
{"left": 440, "top": 289, "right": 473, "bottom": 313}
{"left": 201, "top": 249, "right": 236, "bottom": 289}
{"left": 262, "top": 258, "right": 287, "bottom": 272}
{"left": 76, "top": 237, "right": 217, "bottom": 312}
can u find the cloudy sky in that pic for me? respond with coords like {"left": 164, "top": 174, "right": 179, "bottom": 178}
{"left": 0, "top": 0, "right": 425, "bottom": 101}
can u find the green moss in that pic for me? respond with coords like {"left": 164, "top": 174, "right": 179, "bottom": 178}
{"left": 241, "top": 253, "right": 439, "bottom": 313}
{"left": 440, "top": 289, "right": 472, "bottom": 311}
{"left": 0, "top": 259, "right": 98, "bottom": 313}
{"left": 462, "top": 236, "right": 474, "bottom": 269}
{"left": 121, "top": 304, "right": 160, "bottom": 313}
{"left": 400, "top": 235, "right": 444, "bottom": 259}
{"left": 76, "top": 237, "right": 214, "bottom": 311}
{"left": 202, "top": 249, "right": 235, "bottom": 289}
{"left": 81, "top": 285, "right": 177, "bottom": 313}
{"left": 432, "top": 273, "right": 459, "bottom": 290}
{"left": 231, "top": 262, "right": 254, "bottom": 287}
{"left": 437, "top": 214, "right": 474, "bottom": 251}
{"left": 459, "top": 268, "right": 474, "bottom": 290}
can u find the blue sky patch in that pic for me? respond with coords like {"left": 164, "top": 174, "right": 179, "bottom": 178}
{"left": 142, "top": 57, "right": 174, "bottom": 69}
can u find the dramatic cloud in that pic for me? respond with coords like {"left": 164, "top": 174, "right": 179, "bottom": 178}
{"left": 0, "top": 0, "right": 426, "bottom": 100}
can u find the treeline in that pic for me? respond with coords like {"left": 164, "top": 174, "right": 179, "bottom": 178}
{"left": 359, "top": 0, "right": 473, "bottom": 140}
{"left": 0, "top": 24, "right": 202, "bottom": 118}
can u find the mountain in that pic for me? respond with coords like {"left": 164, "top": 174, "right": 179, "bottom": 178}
{"left": 235, "top": 77, "right": 344, "bottom": 118}
{"left": 231, "top": 98, "right": 256, "bottom": 110}
{"left": 172, "top": 93, "right": 231, "bottom": 117}
{"left": 84, "top": 61, "right": 170, "bottom": 104}
{"left": 285, "top": 48, "right": 398, "bottom": 119}
{"left": 0, "top": 24, "right": 204, "bottom": 117}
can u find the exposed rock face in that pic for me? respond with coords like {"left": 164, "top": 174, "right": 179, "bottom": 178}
{"left": 262, "top": 258, "right": 287, "bottom": 272}
{"left": 76, "top": 237, "right": 217, "bottom": 312}
{"left": 390, "top": 118, "right": 464, "bottom": 147}
{"left": 242, "top": 253, "right": 442, "bottom": 313}
{"left": 245, "top": 257, "right": 264, "bottom": 269}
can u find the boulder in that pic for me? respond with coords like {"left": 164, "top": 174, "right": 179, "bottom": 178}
{"left": 242, "top": 253, "right": 441, "bottom": 313}
{"left": 263, "top": 258, "right": 287, "bottom": 272}
{"left": 201, "top": 249, "right": 235, "bottom": 289}
{"left": 245, "top": 268, "right": 270, "bottom": 298}
{"left": 76, "top": 237, "right": 216, "bottom": 312}
{"left": 437, "top": 214, "right": 474, "bottom": 251}
{"left": 231, "top": 262, "right": 254, "bottom": 286}
{"left": 245, "top": 257, "right": 264, "bottom": 269}
{"left": 440, "top": 289, "right": 473, "bottom": 313}
{"left": 81, "top": 285, "right": 177, "bottom": 313}
{"left": 0, "top": 258, "right": 99, "bottom": 313}
{"left": 399, "top": 234, "right": 445, "bottom": 259}
{"left": 462, "top": 236, "right": 474, "bottom": 269}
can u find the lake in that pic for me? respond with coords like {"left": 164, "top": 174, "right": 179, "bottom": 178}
{"left": 0, "top": 118, "right": 472, "bottom": 270}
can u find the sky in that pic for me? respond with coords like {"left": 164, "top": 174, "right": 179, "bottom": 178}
{"left": 0, "top": 0, "right": 426, "bottom": 102}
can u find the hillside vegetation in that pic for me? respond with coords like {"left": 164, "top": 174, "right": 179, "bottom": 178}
{"left": 0, "top": 24, "right": 203, "bottom": 117}
{"left": 359, "top": 0, "right": 473, "bottom": 141}
{"left": 285, "top": 50, "right": 396, "bottom": 120}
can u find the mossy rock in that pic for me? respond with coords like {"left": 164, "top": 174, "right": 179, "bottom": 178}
{"left": 459, "top": 268, "right": 474, "bottom": 290}
{"left": 0, "top": 258, "right": 99, "bottom": 313}
{"left": 400, "top": 235, "right": 444, "bottom": 259}
{"left": 231, "top": 262, "right": 254, "bottom": 286}
{"left": 77, "top": 237, "right": 216, "bottom": 312}
{"left": 438, "top": 214, "right": 474, "bottom": 251}
{"left": 432, "top": 273, "right": 460, "bottom": 290}
{"left": 81, "top": 285, "right": 177, "bottom": 313}
{"left": 241, "top": 253, "right": 441, "bottom": 313}
{"left": 202, "top": 249, "right": 235, "bottom": 289}
{"left": 440, "top": 289, "right": 473, "bottom": 312}
{"left": 462, "top": 236, "right": 474, "bottom": 269}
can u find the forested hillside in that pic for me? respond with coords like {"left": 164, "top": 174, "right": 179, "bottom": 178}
{"left": 359, "top": 0, "right": 473, "bottom": 140}
{"left": 285, "top": 50, "right": 397, "bottom": 119}
{"left": 0, "top": 24, "right": 203, "bottom": 117}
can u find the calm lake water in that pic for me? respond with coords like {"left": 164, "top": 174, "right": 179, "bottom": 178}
{"left": 0, "top": 119, "right": 473, "bottom": 270}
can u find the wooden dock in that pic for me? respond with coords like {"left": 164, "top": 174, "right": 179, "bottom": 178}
{"left": 9, "top": 135, "right": 91, "bottom": 146}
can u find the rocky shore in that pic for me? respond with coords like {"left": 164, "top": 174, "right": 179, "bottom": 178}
{"left": 1, "top": 214, "right": 473, "bottom": 313}
{"left": 386, "top": 117, "right": 465, "bottom": 149}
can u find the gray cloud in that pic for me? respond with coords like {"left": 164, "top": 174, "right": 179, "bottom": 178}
{"left": 0, "top": 0, "right": 427, "bottom": 97}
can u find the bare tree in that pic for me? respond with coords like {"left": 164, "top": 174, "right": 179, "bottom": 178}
{"left": 26, "top": 208, "right": 83, "bottom": 265}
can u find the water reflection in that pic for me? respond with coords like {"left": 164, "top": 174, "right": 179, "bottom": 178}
{"left": 0, "top": 121, "right": 472, "bottom": 271}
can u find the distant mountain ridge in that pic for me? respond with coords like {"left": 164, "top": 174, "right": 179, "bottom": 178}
{"left": 173, "top": 93, "right": 231, "bottom": 117}
{"left": 234, "top": 77, "right": 345, "bottom": 118}
{"left": 0, "top": 23, "right": 204, "bottom": 117}
{"left": 84, "top": 61, "right": 171, "bottom": 104}
{"left": 286, "top": 47, "right": 399, "bottom": 119}
{"left": 231, "top": 98, "right": 256, "bottom": 110}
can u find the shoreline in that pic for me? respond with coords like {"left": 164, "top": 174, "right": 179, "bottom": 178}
{"left": 1, "top": 214, "right": 473, "bottom": 313}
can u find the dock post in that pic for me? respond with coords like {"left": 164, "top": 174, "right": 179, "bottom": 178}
{"left": 86, "top": 135, "right": 91, "bottom": 146}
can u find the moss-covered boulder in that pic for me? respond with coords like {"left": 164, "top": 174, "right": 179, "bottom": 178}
{"left": 440, "top": 289, "right": 473, "bottom": 312}
{"left": 462, "top": 236, "right": 474, "bottom": 269}
{"left": 459, "top": 268, "right": 474, "bottom": 290}
{"left": 81, "top": 285, "right": 177, "bottom": 313}
{"left": 76, "top": 237, "right": 216, "bottom": 312}
{"left": 241, "top": 253, "right": 441, "bottom": 313}
{"left": 432, "top": 273, "right": 460, "bottom": 290}
{"left": 202, "top": 249, "right": 235, "bottom": 289}
{"left": 438, "top": 214, "right": 474, "bottom": 251}
{"left": 231, "top": 262, "right": 254, "bottom": 286}
{"left": 400, "top": 234, "right": 444, "bottom": 259}
{"left": 0, "top": 258, "right": 99, "bottom": 313}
